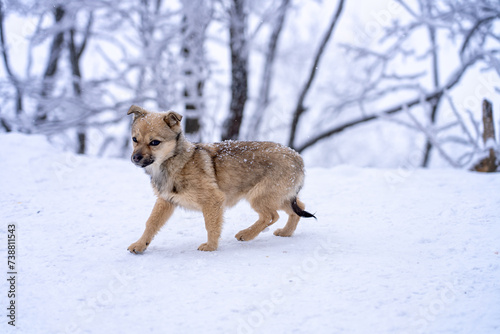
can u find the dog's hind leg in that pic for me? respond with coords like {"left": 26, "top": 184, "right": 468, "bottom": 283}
{"left": 235, "top": 210, "right": 279, "bottom": 241}
{"left": 128, "top": 198, "right": 175, "bottom": 254}
{"left": 273, "top": 198, "right": 305, "bottom": 237}
{"left": 235, "top": 202, "right": 279, "bottom": 241}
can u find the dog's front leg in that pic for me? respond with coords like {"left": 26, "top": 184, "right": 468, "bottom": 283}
{"left": 128, "top": 197, "right": 175, "bottom": 254}
{"left": 198, "top": 192, "right": 225, "bottom": 251}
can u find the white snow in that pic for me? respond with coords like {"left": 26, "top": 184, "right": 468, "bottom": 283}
{"left": 1, "top": 133, "right": 499, "bottom": 334}
{"left": 485, "top": 138, "right": 497, "bottom": 150}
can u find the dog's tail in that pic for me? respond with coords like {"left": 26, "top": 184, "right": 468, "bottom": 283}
{"left": 291, "top": 198, "right": 316, "bottom": 219}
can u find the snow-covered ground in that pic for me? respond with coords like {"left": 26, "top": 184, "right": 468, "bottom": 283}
{"left": 1, "top": 133, "right": 499, "bottom": 334}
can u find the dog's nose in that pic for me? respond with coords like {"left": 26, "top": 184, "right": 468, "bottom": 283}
{"left": 132, "top": 153, "right": 143, "bottom": 163}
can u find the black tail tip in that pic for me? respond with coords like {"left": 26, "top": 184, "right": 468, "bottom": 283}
{"left": 301, "top": 211, "right": 317, "bottom": 219}
{"left": 291, "top": 198, "right": 317, "bottom": 219}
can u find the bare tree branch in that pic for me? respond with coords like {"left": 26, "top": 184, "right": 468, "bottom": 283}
{"left": 0, "top": 1, "right": 23, "bottom": 115}
{"left": 246, "top": 0, "right": 290, "bottom": 139}
{"left": 422, "top": 0, "right": 442, "bottom": 167}
{"left": 294, "top": 55, "right": 481, "bottom": 153}
{"left": 460, "top": 14, "right": 500, "bottom": 58}
{"left": 77, "top": 12, "right": 93, "bottom": 59}
{"left": 404, "top": 103, "right": 459, "bottom": 167}
{"left": 444, "top": 92, "right": 479, "bottom": 149}
{"left": 288, "top": 0, "right": 345, "bottom": 148}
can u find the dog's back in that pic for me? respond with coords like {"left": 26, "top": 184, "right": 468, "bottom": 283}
{"left": 198, "top": 141, "right": 305, "bottom": 207}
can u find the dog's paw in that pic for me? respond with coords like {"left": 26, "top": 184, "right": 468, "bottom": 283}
{"left": 235, "top": 228, "right": 258, "bottom": 241}
{"left": 198, "top": 243, "right": 217, "bottom": 251}
{"left": 127, "top": 240, "right": 149, "bottom": 254}
{"left": 273, "top": 228, "right": 293, "bottom": 237}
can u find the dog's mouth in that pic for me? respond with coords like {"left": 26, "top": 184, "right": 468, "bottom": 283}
{"left": 139, "top": 160, "right": 154, "bottom": 168}
{"left": 131, "top": 155, "right": 154, "bottom": 168}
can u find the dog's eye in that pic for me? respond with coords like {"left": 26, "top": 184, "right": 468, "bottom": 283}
{"left": 150, "top": 140, "right": 161, "bottom": 146}
{"left": 132, "top": 137, "right": 138, "bottom": 143}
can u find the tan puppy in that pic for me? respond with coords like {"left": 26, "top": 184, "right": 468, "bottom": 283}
{"left": 126, "top": 105, "right": 315, "bottom": 253}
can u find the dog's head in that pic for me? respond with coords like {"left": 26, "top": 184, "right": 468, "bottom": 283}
{"left": 127, "top": 105, "right": 183, "bottom": 168}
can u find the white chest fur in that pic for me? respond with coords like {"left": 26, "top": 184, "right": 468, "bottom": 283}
{"left": 145, "top": 163, "right": 201, "bottom": 211}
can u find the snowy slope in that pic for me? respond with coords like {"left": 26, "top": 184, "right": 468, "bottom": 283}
{"left": 1, "top": 133, "right": 499, "bottom": 334}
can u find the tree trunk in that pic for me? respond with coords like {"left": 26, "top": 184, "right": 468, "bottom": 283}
{"left": 68, "top": 14, "right": 93, "bottom": 154}
{"left": 473, "top": 99, "right": 498, "bottom": 172}
{"left": 181, "top": 0, "right": 210, "bottom": 141}
{"left": 1, "top": 117, "right": 11, "bottom": 132}
{"left": 183, "top": 80, "right": 204, "bottom": 138}
{"left": 221, "top": 0, "right": 248, "bottom": 141}
{"left": 246, "top": 0, "right": 290, "bottom": 140}
{"left": 0, "top": 2, "right": 23, "bottom": 116}
{"left": 36, "top": 6, "right": 66, "bottom": 124}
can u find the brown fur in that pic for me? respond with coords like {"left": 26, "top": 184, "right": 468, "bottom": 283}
{"left": 126, "top": 105, "right": 312, "bottom": 253}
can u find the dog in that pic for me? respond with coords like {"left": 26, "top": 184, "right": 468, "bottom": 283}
{"left": 126, "top": 105, "right": 315, "bottom": 253}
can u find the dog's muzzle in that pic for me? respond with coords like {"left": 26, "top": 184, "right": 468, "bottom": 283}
{"left": 132, "top": 153, "right": 154, "bottom": 168}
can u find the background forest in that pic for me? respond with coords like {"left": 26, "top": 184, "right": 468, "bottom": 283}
{"left": 0, "top": 0, "right": 499, "bottom": 169}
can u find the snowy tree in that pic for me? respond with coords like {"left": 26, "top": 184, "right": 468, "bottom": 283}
{"left": 181, "top": 0, "right": 212, "bottom": 141}
{"left": 0, "top": 0, "right": 188, "bottom": 154}
{"left": 288, "top": 0, "right": 500, "bottom": 169}
{"left": 287, "top": 0, "right": 345, "bottom": 149}
{"left": 0, "top": 1, "right": 99, "bottom": 153}
{"left": 245, "top": 0, "right": 290, "bottom": 140}
{"left": 220, "top": 0, "right": 249, "bottom": 141}
{"left": 0, "top": 1, "right": 23, "bottom": 124}
{"left": 1, "top": 0, "right": 498, "bottom": 169}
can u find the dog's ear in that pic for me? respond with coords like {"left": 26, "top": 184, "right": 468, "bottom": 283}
{"left": 127, "top": 105, "right": 147, "bottom": 120}
{"left": 164, "top": 111, "right": 183, "bottom": 128}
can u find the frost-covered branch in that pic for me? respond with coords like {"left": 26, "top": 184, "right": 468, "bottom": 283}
{"left": 246, "top": 0, "right": 290, "bottom": 140}
{"left": 0, "top": 1, "right": 23, "bottom": 116}
{"left": 295, "top": 54, "right": 481, "bottom": 153}
{"left": 292, "top": 0, "right": 499, "bottom": 171}
{"left": 288, "top": 0, "right": 345, "bottom": 148}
